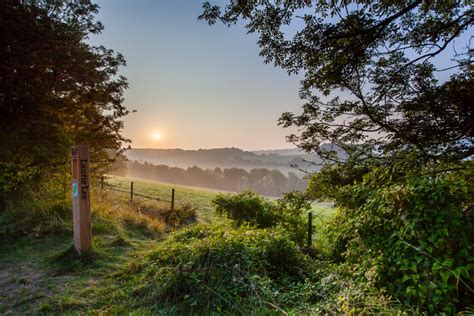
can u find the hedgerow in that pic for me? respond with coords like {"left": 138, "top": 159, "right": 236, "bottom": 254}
{"left": 320, "top": 164, "right": 474, "bottom": 313}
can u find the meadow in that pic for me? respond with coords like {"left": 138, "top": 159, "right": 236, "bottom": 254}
{"left": 0, "top": 177, "right": 336, "bottom": 314}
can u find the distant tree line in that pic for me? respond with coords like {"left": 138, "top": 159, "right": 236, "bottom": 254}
{"left": 113, "top": 161, "right": 307, "bottom": 197}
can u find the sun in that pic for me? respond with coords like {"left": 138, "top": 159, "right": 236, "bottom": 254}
{"left": 152, "top": 132, "right": 161, "bottom": 140}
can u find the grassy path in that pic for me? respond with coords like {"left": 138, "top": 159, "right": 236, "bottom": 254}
{"left": 0, "top": 231, "right": 158, "bottom": 314}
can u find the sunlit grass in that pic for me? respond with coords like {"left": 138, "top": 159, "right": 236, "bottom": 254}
{"left": 0, "top": 177, "right": 334, "bottom": 314}
{"left": 105, "top": 175, "right": 334, "bottom": 223}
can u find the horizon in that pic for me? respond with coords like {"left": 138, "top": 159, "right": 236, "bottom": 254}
{"left": 127, "top": 146, "right": 301, "bottom": 151}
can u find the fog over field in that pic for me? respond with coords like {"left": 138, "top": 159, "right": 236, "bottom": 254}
{"left": 123, "top": 145, "right": 345, "bottom": 176}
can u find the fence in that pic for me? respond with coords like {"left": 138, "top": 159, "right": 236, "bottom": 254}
{"left": 99, "top": 177, "right": 315, "bottom": 247}
{"left": 99, "top": 177, "right": 177, "bottom": 210}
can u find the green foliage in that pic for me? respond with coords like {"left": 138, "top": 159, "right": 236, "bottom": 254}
{"left": 213, "top": 191, "right": 276, "bottom": 227}
{"left": 101, "top": 222, "right": 405, "bottom": 315}
{"left": 274, "top": 191, "right": 312, "bottom": 246}
{"left": 0, "top": 198, "right": 72, "bottom": 240}
{"left": 0, "top": 0, "right": 130, "bottom": 204}
{"left": 321, "top": 165, "right": 474, "bottom": 313}
{"left": 114, "top": 223, "right": 316, "bottom": 314}
{"left": 0, "top": 182, "right": 407, "bottom": 314}
{"left": 213, "top": 191, "right": 311, "bottom": 245}
{"left": 200, "top": 1, "right": 473, "bottom": 163}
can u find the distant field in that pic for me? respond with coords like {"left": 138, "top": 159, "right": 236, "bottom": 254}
{"left": 105, "top": 175, "right": 333, "bottom": 220}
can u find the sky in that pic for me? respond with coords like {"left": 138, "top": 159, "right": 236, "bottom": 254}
{"left": 88, "top": 0, "right": 471, "bottom": 150}
{"left": 88, "top": 0, "right": 303, "bottom": 150}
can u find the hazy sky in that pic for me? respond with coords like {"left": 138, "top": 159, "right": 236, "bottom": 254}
{"left": 89, "top": 0, "right": 303, "bottom": 150}
{"left": 89, "top": 0, "right": 470, "bottom": 150}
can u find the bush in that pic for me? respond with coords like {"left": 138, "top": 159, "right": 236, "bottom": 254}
{"left": 321, "top": 166, "right": 474, "bottom": 313}
{"left": 213, "top": 191, "right": 276, "bottom": 227}
{"left": 108, "top": 222, "right": 403, "bottom": 314}
{"left": 212, "top": 191, "right": 310, "bottom": 245}
{"left": 116, "top": 223, "right": 315, "bottom": 314}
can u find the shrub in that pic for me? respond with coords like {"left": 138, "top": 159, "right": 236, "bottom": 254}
{"left": 213, "top": 191, "right": 275, "bottom": 227}
{"left": 273, "top": 191, "right": 312, "bottom": 246}
{"left": 117, "top": 223, "right": 315, "bottom": 314}
{"left": 322, "top": 166, "right": 474, "bottom": 313}
{"left": 212, "top": 191, "right": 310, "bottom": 245}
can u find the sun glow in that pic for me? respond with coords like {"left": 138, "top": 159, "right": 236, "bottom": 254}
{"left": 152, "top": 132, "right": 161, "bottom": 140}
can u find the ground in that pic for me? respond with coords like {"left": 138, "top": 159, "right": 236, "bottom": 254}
{"left": 0, "top": 177, "right": 333, "bottom": 314}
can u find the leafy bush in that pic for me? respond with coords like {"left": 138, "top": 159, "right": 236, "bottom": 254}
{"left": 321, "top": 165, "right": 474, "bottom": 313}
{"left": 213, "top": 191, "right": 276, "bottom": 227}
{"left": 107, "top": 222, "right": 402, "bottom": 314}
{"left": 273, "top": 191, "right": 312, "bottom": 246}
{"left": 212, "top": 191, "right": 310, "bottom": 245}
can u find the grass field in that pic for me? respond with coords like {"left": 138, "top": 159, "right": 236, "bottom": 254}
{"left": 0, "top": 177, "right": 334, "bottom": 314}
{"left": 104, "top": 175, "right": 222, "bottom": 222}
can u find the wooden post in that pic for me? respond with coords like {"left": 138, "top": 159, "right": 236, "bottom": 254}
{"left": 171, "top": 188, "right": 175, "bottom": 211}
{"left": 130, "top": 181, "right": 134, "bottom": 202}
{"left": 100, "top": 176, "right": 104, "bottom": 193}
{"left": 71, "top": 145, "right": 92, "bottom": 254}
{"left": 307, "top": 212, "right": 313, "bottom": 247}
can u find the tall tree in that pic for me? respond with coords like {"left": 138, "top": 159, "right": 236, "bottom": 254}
{"left": 199, "top": 1, "right": 473, "bottom": 164}
{"left": 0, "top": 0, "right": 130, "bottom": 203}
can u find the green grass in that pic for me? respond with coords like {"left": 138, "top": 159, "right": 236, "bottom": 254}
{"left": 0, "top": 179, "right": 338, "bottom": 314}
{"left": 0, "top": 231, "right": 155, "bottom": 314}
{"left": 105, "top": 175, "right": 221, "bottom": 222}
{"left": 0, "top": 187, "right": 198, "bottom": 314}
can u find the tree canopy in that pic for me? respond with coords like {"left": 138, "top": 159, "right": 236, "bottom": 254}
{"left": 200, "top": 2, "right": 474, "bottom": 311}
{"left": 0, "top": 0, "right": 130, "bottom": 202}
{"left": 199, "top": 0, "right": 473, "bottom": 165}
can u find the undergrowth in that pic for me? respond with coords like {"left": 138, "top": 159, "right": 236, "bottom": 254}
{"left": 0, "top": 191, "right": 197, "bottom": 243}
{"left": 101, "top": 222, "right": 398, "bottom": 315}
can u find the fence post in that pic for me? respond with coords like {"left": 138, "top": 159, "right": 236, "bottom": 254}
{"left": 171, "top": 188, "right": 175, "bottom": 211}
{"left": 130, "top": 181, "right": 134, "bottom": 202}
{"left": 100, "top": 176, "right": 104, "bottom": 195}
{"left": 307, "top": 212, "right": 313, "bottom": 247}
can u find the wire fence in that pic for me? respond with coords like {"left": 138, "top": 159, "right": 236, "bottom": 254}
{"left": 99, "top": 177, "right": 315, "bottom": 247}
{"left": 99, "top": 178, "right": 177, "bottom": 210}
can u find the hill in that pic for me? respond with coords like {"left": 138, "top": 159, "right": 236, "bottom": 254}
{"left": 124, "top": 147, "right": 326, "bottom": 176}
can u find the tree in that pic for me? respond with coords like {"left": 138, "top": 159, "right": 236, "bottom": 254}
{"left": 199, "top": 1, "right": 473, "bottom": 164}
{"left": 199, "top": 2, "right": 474, "bottom": 311}
{"left": 0, "top": 0, "right": 130, "bottom": 203}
